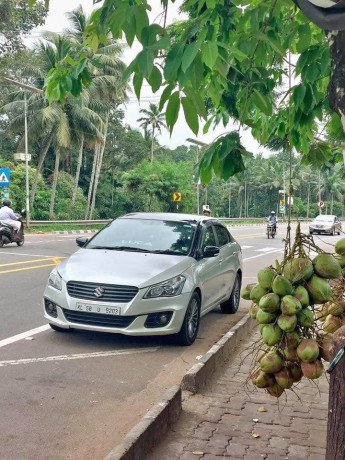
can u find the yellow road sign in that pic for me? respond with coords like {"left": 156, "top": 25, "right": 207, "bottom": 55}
{"left": 172, "top": 192, "right": 182, "bottom": 202}
{"left": 279, "top": 199, "right": 285, "bottom": 206}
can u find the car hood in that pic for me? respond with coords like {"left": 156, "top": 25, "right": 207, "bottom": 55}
{"left": 57, "top": 249, "right": 196, "bottom": 288}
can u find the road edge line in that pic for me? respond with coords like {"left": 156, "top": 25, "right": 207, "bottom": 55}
{"left": 103, "top": 315, "right": 255, "bottom": 460}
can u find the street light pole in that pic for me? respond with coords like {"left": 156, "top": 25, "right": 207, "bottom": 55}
{"left": 24, "top": 93, "right": 30, "bottom": 227}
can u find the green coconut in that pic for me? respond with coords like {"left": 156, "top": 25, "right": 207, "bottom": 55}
{"left": 327, "top": 302, "right": 344, "bottom": 316}
{"left": 306, "top": 275, "right": 332, "bottom": 304}
{"left": 335, "top": 238, "right": 345, "bottom": 256}
{"left": 283, "top": 346, "right": 298, "bottom": 362}
{"left": 258, "top": 267, "right": 275, "bottom": 289}
{"left": 284, "top": 331, "right": 302, "bottom": 349}
{"left": 250, "top": 284, "right": 268, "bottom": 304}
{"left": 297, "top": 339, "right": 319, "bottom": 363}
{"left": 259, "top": 293, "right": 281, "bottom": 313}
{"left": 272, "top": 275, "right": 293, "bottom": 296}
{"left": 248, "top": 304, "right": 259, "bottom": 319}
{"left": 266, "top": 383, "right": 284, "bottom": 398}
{"left": 241, "top": 283, "right": 255, "bottom": 300}
{"left": 323, "top": 314, "right": 343, "bottom": 333}
{"left": 256, "top": 309, "right": 277, "bottom": 324}
{"left": 252, "top": 369, "right": 275, "bottom": 388}
{"left": 335, "top": 254, "right": 345, "bottom": 268}
{"left": 313, "top": 253, "right": 342, "bottom": 280}
{"left": 288, "top": 363, "right": 303, "bottom": 383}
{"left": 301, "top": 360, "right": 324, "bottom": 380}
{"left": 281, "top": 295, "right": 302, "bottom": 315}
{"left": 277, "top": 314, "right": 297, "bottom": 332}
{"left": 293, "top": 285, "right": 310, "bottom": 308}
{"left": 297, "top": 307, "right": 314, "bottom": 327}
{"left": 274, "top": 367, "right": 293, "bottom": 389}
{"left": 283, "top": 258, "right": 314, "bottom": 284}
{"left": 259, "top": 350, "right": 283, "bottom": 373}
{"left": 261, "top": 324, "right": 283, "bottom": 346}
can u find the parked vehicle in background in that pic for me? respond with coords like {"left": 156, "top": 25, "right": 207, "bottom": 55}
{"left": 309, "top": 215, "right": 342, "bottom": 236}
{"left": 43, "top": 213, "right": 243, "bottom": 346}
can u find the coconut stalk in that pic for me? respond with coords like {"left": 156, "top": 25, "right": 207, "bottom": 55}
{"left": 326, "top": 325, "right": 345, "bottom": 460}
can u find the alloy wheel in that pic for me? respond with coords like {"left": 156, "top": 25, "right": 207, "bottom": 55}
{"left": 187, "top": 298, "right": 199, "bottom": 339}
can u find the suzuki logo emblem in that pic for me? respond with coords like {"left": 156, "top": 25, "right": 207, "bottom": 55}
{"left": 94, "top": 287, "right": 105, "bottom": 298}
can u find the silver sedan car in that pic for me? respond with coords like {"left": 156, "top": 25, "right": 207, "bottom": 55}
{"left": 43, "top": 213, "right": 242, "bottom": 345}
{"left": 309, "top": 215, "right": 342, "bottom": 236}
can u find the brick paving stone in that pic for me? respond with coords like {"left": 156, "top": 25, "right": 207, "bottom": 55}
{"left": 146, "top": 331, "right": 329, "bottom": 460}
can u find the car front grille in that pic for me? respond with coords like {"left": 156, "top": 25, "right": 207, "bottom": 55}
{"left": 66, "top": 281, "right": 138, "bottom": 303}
{"left": 62, "top": 309, "right": 136, "bottom": 328}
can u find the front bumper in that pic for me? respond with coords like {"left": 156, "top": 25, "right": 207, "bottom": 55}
{"left": 309, "top": 226, "right": 333, "bottom": 233}
{"left": 43, "top": 283, "right": 191, "bottom": 336}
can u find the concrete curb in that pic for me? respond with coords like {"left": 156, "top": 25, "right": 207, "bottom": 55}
{"left": 103, "top": 315, "right": 256, "bottom": 460}
{"left": 104, "top": 386, "right": 182, "bottom": 460}
{"left": 182, "top": 315, "right": 256, "bottom": 393}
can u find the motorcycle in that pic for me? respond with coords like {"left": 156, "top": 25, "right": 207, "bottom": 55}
{"left": 0, "top": 212, "right": 25, "bottom": 248}
{"left": 266, "top": 222, "right": 276, "bottom": 239}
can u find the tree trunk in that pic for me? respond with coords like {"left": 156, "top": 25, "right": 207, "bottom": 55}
{"left": 49, "top": 148, "right": 61, "bottom": 219}
{"left": 72, "top": 135, "right": 84, "bottom": 204}
{"left": 89, "top": 113, "right": 109, "bottom": 219}
{"left": 85, "top": 143, "right": 100, "bottom": 219}
{"left": 326, "top": 326, "right": 345, "bottom": 460}
{"left": 331, "top": 192, "right": 334, "bottom": 214}
{"left": 328, "top": 31, "right": 345, "bottom": 132}
{"left": 151, "top": 125, "right": 155, "bottom": 162}
{"left": 31, "top": 131, "right": 54, "bottom": 205}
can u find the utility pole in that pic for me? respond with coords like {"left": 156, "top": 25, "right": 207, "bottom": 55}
{"left": 24, "top": 93, "right": 30, "bottom": 227}
{"left": 186, "top": 138, "right": 208, "bottom": 215}
{"left": 318, "top": 170, "right": 322, "bottom": 215}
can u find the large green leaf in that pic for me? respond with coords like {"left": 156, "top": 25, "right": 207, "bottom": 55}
{"left": 148, "top": 66, "right": 162, "bottom": 93}
{"left": 202, "top": 41, "right": 218, "bottom": 69}
{"left": 166, "top": 91, "right": 181, "bottom": 134}
{"left": 251, "top": 89, "right": 272, "bottom": 116}
{"left": 181, "top": 97, "right": 199, "bottom": 135}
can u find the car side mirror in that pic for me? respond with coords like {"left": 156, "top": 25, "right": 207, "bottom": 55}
{"left": 203, "top": 245, "right": 220, "bottom": 258}
{"left": 76, "top": 237, "right": 89, "bottom": 247}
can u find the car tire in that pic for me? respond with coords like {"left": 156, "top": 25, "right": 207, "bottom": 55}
{"left": 49, "top": 324, "right": 71, "bottom": 333}
{"left": 0, "top": 239, "right": 3, "bottom": 248}
{"left": 220, "top": 272, "right": 242, "bottom": 314}
{"left": 175, "top": 292, "right": 200, "bottom": 346}
{"left": 309, "top": 231, "right": 313, "bottom": 235}
{"left": 17, "top": 236, "right": 24, "bottom": 246}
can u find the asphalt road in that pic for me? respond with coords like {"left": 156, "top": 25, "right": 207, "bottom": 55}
{"left": 0, "top": 223, "right": 340, "bottom": 459}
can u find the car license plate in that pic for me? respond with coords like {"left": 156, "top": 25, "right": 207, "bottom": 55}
{"left": 75, "top": 302, "right": 121, "bottom": 316}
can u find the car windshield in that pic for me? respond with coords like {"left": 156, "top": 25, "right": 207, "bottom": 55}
{"left": 314, "top": 215, "right": 334, "bottom": 222}
{"left": 87, "top": 218, "right": 196, "bottom": 255}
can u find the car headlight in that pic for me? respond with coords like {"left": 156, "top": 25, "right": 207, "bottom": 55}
{"left": 144, "top": 275, "right": 186, "bottom": 298}
{"left": 48, "top": 269, "right": 62, "bottom": 291}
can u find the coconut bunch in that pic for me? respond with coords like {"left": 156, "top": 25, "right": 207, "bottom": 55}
{"left": 242, "top": 235, "right": 345, "bottom": 398}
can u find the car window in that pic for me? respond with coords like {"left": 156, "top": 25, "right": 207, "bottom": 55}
{"left": 201, "top": 226, "right": 217, "bottom": 250}
{"left": 87, "top": 218, "right": 196, "bottom": 255}
{"left": 214, "top": 225, "right": 230, "bottom": 247}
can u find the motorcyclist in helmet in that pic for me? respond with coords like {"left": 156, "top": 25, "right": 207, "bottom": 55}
{"left": 267, "top": 211, "right": 277, "bottom": 232}
{"left": 0, "top": 199, "right": 20, "bottom": 233}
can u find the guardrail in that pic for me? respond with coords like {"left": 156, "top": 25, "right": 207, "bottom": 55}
{"left": 29, "top": 217, "right": 317, "bottom": 227}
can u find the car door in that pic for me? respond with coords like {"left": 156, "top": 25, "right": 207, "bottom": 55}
{"left": 213, "top": 224, "right": 240, "bottom": 300}
{"left": 196, "top": 223, "right": 224, "bottom": 311}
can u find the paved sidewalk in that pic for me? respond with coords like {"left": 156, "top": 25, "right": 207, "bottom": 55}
{"left": 147, "top": 331, "right": 329, "bottom": 459}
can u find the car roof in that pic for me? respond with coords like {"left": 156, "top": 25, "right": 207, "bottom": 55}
{"left": 314, "top": 214, "right": 336, "bottom": 218}
{"left": 119, "top": 212, "right": 219, "bottom": 224}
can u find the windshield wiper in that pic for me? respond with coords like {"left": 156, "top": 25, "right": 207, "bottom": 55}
{"left": 91, "top": 245, "right": 152, "bottom": 252}
{"left": 150, "top": 249, "right": 185, "bottom": 255}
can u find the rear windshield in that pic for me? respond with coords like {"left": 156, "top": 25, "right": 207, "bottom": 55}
{"left": 87, "top": 218, "right": 196, "bottom": 255}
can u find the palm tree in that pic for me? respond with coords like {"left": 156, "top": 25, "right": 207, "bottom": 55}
{"left": 137, "top": 103, "right": 166, "bottom": 162}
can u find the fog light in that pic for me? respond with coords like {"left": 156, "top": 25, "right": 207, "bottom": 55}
{"left": 45, "top": 299, "right": 58, "bottom": 318}
{"left": 144, "top": 311, "right": 173, "bottom": 328}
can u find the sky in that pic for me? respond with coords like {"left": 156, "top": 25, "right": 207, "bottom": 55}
{"left": 32, "top": 0, "right": 263, "bottom": 152}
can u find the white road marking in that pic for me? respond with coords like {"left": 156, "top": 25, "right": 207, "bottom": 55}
{"left": 255, "top": 247, "right": 279, "bottom": 252}
{"left": 0, "top": 348, "right": 159, "bottom": 367}
{"left": 1, "top": 252, "right": 57, "bottom": 258}
{"left": 241, "top": 245, "right": 254, "bottom": 249}
{"left": 243, "top": 249, "right": 283, "bottom": 261}
{"left": 0, "top": 325, "right": 50, "bottom": 349}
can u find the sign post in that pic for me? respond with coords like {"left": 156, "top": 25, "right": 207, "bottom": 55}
{"left": 172, "top": 192, "right": 182, "bottom": 212}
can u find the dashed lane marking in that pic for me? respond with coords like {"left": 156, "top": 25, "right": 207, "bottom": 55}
{"left": 255, "top": 247, "right": 280, "bottom": 252}
{"left": 0, "top": 325, "right": 50, "bottom": 348}
{"left": 0, "top": 348, "right": 160, "bottom": 367}
{"left": 243, "top": 249, "right": 283, "bottom": 261}
{"left": 240, "top": 245, "right": 254, "bottom": 249}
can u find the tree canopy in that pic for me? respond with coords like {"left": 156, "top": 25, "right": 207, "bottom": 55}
{"left": 25, "top": 0, "right": 345, "bottom": 183}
